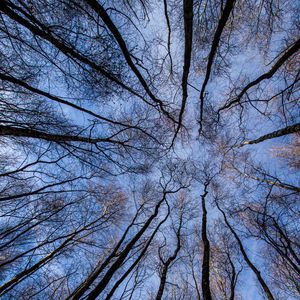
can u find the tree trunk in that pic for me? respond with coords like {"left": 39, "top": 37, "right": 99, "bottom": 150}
{"left": 201, "top": 182, "right": 212, "bottom": 300}
{"left": 0, "top": 234, "right": 74, "bottom": 296}
{"left": 199, "top": 0, "right": 236, "bottom": 131}
{"left": 84, "top": 194, "right": 168, "bottom": 299}
{"left": 105, "top": 205, "right": 170, "bottom": 300}
{"left": 239, "top": 123, "right": 300, "bottom": 147}
{"left": 69, "top": 208, "right": 142, "bottom": 300}
{"left": 155, "top": 208, "right": 183, "bottom": 300}
{"left": 0, "top": 125, "right": 121, "bottom": 145}
{"left": 216, "top": 202, "right": 275, "bottom": 300}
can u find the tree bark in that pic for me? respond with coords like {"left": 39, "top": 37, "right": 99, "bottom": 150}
{"left": 68, "top": 207, "right": 142, "bottom": 300}
{"left": 228, "top": 254, "right": 237, "bottom": 300}
{"left": 105, "top": 203, "right": 170, "bottom": 300}
{"left": 201, "top": 182, "right": 212, "bottom": 300}
{"left": 219, "top": 39, "right": 300, "bottom": 111}
{"left": 155, "top": 209, "right": 183, "bottom": 300}
{"left": 216, "top": 202, "right": 275, "bottom": 300}
{"left": 232, "top": 165, "right": 300, "bottom": 193}
{"left": 238, "top": 123, "right": 300, "bottom": 147}
{"left": 0, "top": 234, "right": 75, "bottom": 296}
{"left": 84, "top": 194, "right": 168, "bottom": 300}
{"left": 199, "top": 0, "right": 236, "bottom": 131}
{"left": 174, "top": 0, "right": 194, "bottom": 139}
{"left": 0, "top": 125, "right": 122, "bottom": 145}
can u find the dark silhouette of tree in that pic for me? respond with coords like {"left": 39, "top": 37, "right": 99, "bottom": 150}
{"left": 0, "top": 0, "right": 299, "bottom": 299}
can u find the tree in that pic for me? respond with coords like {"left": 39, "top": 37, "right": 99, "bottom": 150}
{"left": 0, "top": 0, "right": 299, "bottom": 299}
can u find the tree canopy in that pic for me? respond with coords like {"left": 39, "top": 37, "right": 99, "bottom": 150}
{"left": 0, "top": 0, "right": 299, "bottom": 299}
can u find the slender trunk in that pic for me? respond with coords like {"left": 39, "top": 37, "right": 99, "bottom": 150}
{"left": 163, "top": 0, "right": 173, "bottom": 74}
{"left": 199, "top": 0, "right": 236, "bottom": 131}
{"left": 228, "top": 255, "right": 236, "bottom": 300}
{"left": 239, "top": 123, "right": 300, "bottom": 147}
{"left": 0, "top": 125, "right": 121, "bottom": 145}
{"left": 232, "top": 165, "right": 300, "bottom": 193}
{"left": 247, "top": 174, "right": 300, "bottom": 193}
{"left": 0, "top": 234, "right": 75, "bottom": 296}
{"left": 156, "top": 266, "right": 168, "bottom": 300}
{"left": 85, "top": 194, "right": 168, "bottom": 299}
{"left": 174, "top": 0, "right": 193, "bottom": 138}
{"left": 219, "top": 39, "right": 300, "bottom": 111}
{"left": 201, "top": 182, "right": 212, "bottom": 300}
{"left": 84, "top": 0, "right": 173, "bottom": 120}
{"left": 0, "top": 73, "right": 126, "bottom": 128}
{"left": 216, "top": 202, "right": 275, "bottom": 300}
{"left": 191, "top": 262, "right": 201, "bottom": 300}
{"left": 105, "top": 204, "right": 170, "bottom": 300}
{"left": 156, "top": 209, "right": 183, "bottom": 300}
{"left": 69, "top": 207, "right": 142, "bottom": 300}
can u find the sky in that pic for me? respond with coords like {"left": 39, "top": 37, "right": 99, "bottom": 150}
{"left": 0, "top": 1, "right": 299, "bottom": 299}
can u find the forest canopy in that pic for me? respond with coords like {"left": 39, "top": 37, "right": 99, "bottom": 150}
{"left": 0, "top": 0, "right": 299, "bottom": 299}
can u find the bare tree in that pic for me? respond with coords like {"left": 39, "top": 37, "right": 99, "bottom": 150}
{"left": 0, "top": 0, "right": 299, "bottom": 299}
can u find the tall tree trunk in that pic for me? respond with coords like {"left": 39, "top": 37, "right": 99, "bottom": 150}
{"left": 199, "top": 0, "right": 236, "bottom": 131}
{"left": 155, "top": 209, "right": 183, "bottom": 300}
{"left": 174, "top": 0, "right": 194, "bottom": 138}
{"left": 0, "top": 125, "right": 121, "bottom": 145}
{"left": 219, "top": 39, "right": 300, "bottom": 111}
{"left": 69, "top": 207, "right": 143, "bottom": 300}
{"left": 105, "top": 204, "right": 170, "bottom": 300}
{"left": 84, "top": 0, "right": 173, "bottom": 121}
{"left": 84, "top": 194, "right": 168, "bottom": 300}
{"left": 201, "top": 182, "right": 212, "bottom": 300}
{"left": 232, "top": 165, "right": 300, "bottom": 193}
{"left": 228, "top": 254, "right": 237, "bottom": 300}
{"left": 238, "top": 123, "right": 300, "bottom": 147}
{"left": 0, "top": 234, "right": 75, "bottom": 296}
{"left": 216, "top": 202, "right": 275, "bottom": 300}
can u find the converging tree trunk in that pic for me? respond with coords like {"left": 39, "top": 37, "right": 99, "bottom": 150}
{"left": 238, "top": 123, "right": 300, "bottom": 147}
{"left": 201, "top": 182, "right": 212, "bottom": 300}
{"left": 216, "top": 202, "right": 275, "bottom": 300}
